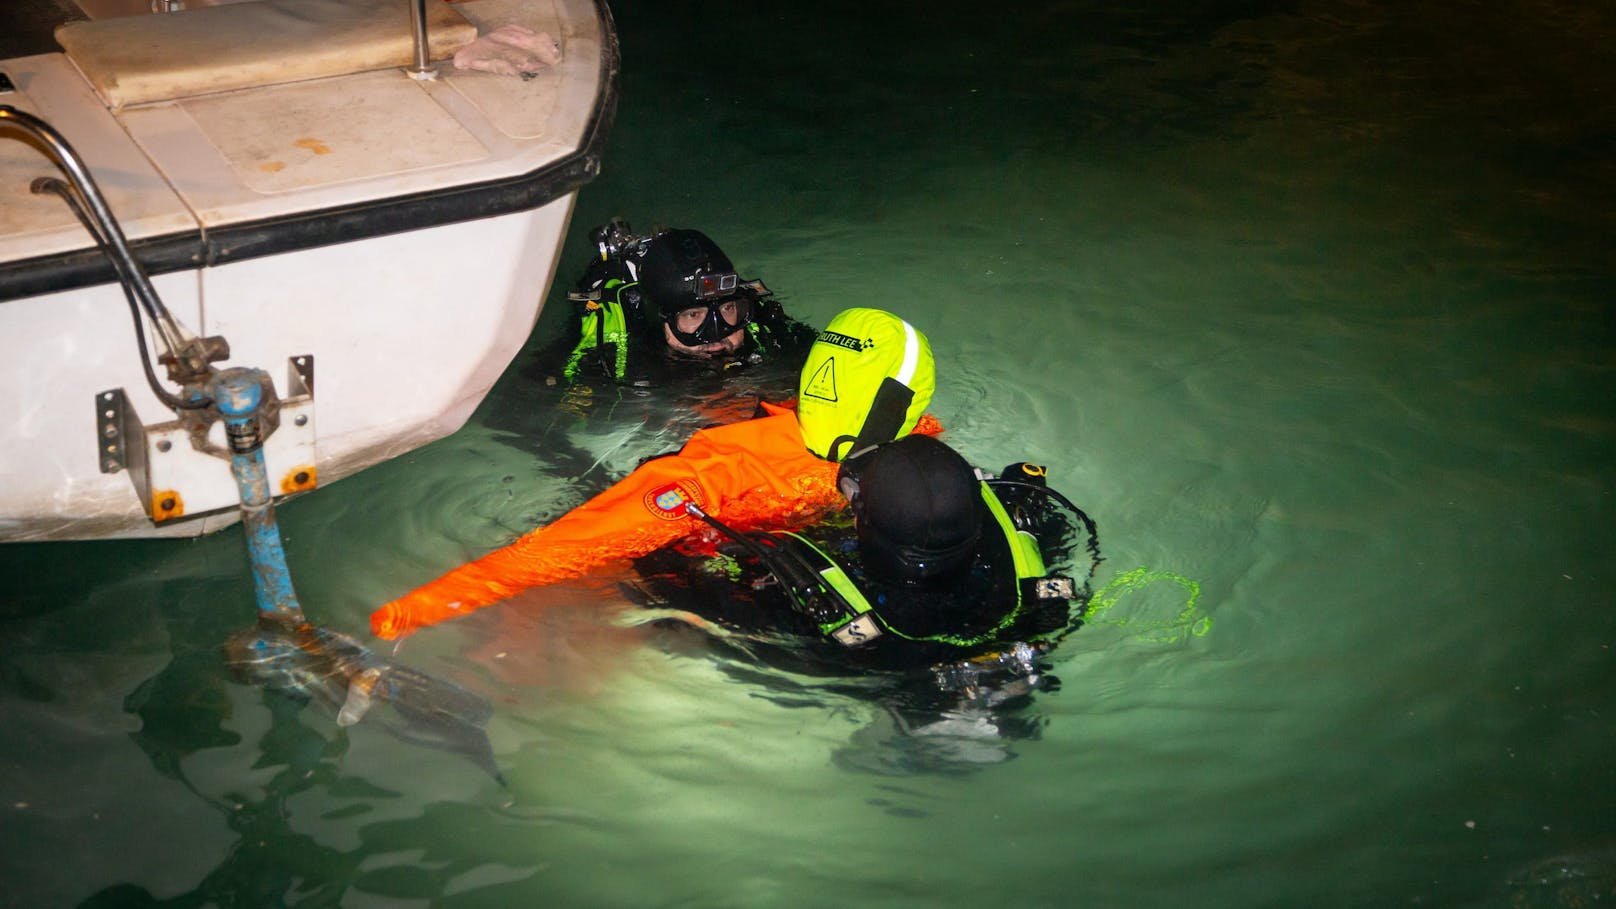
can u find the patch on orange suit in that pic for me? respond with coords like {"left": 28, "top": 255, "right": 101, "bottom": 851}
{"left": 643, "top": 480, "right": 704, "bottom": 520}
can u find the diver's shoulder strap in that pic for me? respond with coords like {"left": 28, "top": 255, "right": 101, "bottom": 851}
{"left": 764, "top": 480, "right": 1077, "bottom": 650}
{"left": 777, "top": 532, "right": 884, "bottom": 646}
{"left": 979, "top": 480, "right": 1047, "bottom": 583}
{"left": 563, "top": 296, "right": 632, "bottom": 381}
{"left": 981, "top": 473, "right": 1081, "bottom": 625}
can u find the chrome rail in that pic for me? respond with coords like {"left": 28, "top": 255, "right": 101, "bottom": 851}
{"left": 407, "top": 0, "right": 436, "bottom": 80}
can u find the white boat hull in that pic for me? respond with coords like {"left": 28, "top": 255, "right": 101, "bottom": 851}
{"left": 2, "top": 198, "right": 574, "bottom": 541}
{"left": 0, "top": 0, "right": 617, "bottom": 541}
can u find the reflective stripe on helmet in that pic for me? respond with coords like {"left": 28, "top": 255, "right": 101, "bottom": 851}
{"left": 797, "top": 308, "right": 936, "bottom": 461}
{"left": 895, "top": 319, "right": 920, "bottom": 386}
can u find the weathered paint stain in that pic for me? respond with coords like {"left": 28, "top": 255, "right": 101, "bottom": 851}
{"left": 294, "top": 138, "right": 333, "bottom": 155}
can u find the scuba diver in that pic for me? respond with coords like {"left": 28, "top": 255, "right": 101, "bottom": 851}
{"left": 625, "top": 433, "right": 1099, "bottom": 774}
{"left": 628, "top": 433, "right": 1094, "bottom": 675}
{"left": 508, "top": 219, "right": 819, "bottom": 488}
{"left": 555, "top": 218, "right": 817, "bottom": 385}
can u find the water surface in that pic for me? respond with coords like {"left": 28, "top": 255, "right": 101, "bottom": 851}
{"left": 3, "top": 0, "right": 1614, "bottom": 906}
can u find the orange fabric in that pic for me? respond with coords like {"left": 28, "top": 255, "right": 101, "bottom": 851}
{"left": 371, "top": 405, "right": 942, "bottom": 639}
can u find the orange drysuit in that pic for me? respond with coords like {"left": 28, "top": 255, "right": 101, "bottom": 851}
{"left": 370, "top": 403, "right": 940, "bottom": 639}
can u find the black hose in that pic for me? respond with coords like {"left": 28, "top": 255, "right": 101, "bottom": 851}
{"left": 6, "top": 107, "right": 213, "bottom": 410}
{"left": 984, "top": 478, "right": 1103, "bottom": 577}
{"left": 683, "top": 503, "right": 826, "bottom": 615}
{"left": 683, "top": 503, "right": 778, "bottom": 569}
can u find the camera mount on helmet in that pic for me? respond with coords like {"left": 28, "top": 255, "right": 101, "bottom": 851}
{"left": 639, "top": 229, "right": 758, "bottom": 347}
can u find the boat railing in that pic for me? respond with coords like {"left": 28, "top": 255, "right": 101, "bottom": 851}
{"left": 407, "top": 0, "right": 434, "bottom": 80}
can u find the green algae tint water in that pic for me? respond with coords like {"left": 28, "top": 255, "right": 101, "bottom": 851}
{"left": 4, "top": 1, "right": 1614, "bottom": 906}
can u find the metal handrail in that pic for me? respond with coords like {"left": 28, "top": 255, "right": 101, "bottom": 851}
{"left": 407, "top": 0, "right": 435, "bottom": 80}
{"left": 0, "top": 105, "right": 228, "bottom": 406}
{"left": 0, "top": 106, "right": 190, "bottom": 356}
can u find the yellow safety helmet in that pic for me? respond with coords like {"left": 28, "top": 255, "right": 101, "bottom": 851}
{"left": 797, "top": 308, "right": 935, "bottom": 461}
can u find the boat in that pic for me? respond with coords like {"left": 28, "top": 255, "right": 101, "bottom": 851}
{"left": 0, "top": 0, "right": 618, "bottom": 542}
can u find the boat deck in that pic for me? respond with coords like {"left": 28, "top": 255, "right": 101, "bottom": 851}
{"left": 1, "top": 0, "right": 615, "bottom": 301}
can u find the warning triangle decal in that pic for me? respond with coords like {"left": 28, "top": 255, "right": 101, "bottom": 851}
{"left": 803, "top": 358, "right": 838, "bottom": 401}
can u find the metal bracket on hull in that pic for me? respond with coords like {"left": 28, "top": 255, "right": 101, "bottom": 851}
{"left": 95, "top": 354, "right": 317, "bottom": 524}
{"left": 96, "top": 384, "right": 147, "bottom": 480}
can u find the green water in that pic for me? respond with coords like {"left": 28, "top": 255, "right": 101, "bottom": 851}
{"left": 4, "top": 0, "right": 1614, "bottom": 906}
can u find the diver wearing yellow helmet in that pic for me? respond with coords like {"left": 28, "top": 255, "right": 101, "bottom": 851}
{"left": 626, "top": 308, "right": 1098, "bottom": 673}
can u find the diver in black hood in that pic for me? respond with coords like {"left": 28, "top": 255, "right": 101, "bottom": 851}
{"left": 624, "top": 433, "right": 1099, "bottom": 774}
{"left": 509, "top": 219, "right": 819, "bottom": 495}
{"left": 628, "top": 433, "right": 1099, "bottom": 687}
{"left": 554, "top": 218, "right": 816, "bottom": 386}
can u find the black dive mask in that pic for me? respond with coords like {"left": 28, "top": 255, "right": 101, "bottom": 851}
{"left": 665, "top": 295, "right": 754, "bottom": 347}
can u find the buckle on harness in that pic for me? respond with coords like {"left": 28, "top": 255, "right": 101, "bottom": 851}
{"left": 1022, "top": 575, "right": 1075, "bottom": 601}
{"left": 828, "top": 613, "right": 883, "bottom": 646}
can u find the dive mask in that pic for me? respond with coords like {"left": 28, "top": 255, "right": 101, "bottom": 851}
{"left": 666, "top": 294, "right": 753, "bottom": 347}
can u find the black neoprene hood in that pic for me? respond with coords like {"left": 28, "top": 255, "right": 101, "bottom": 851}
{"left": 639, "top": 229, "right": 736, "bottom": 315}
{"left": 848, "top": 435, "right": 985, "bottom": 585}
